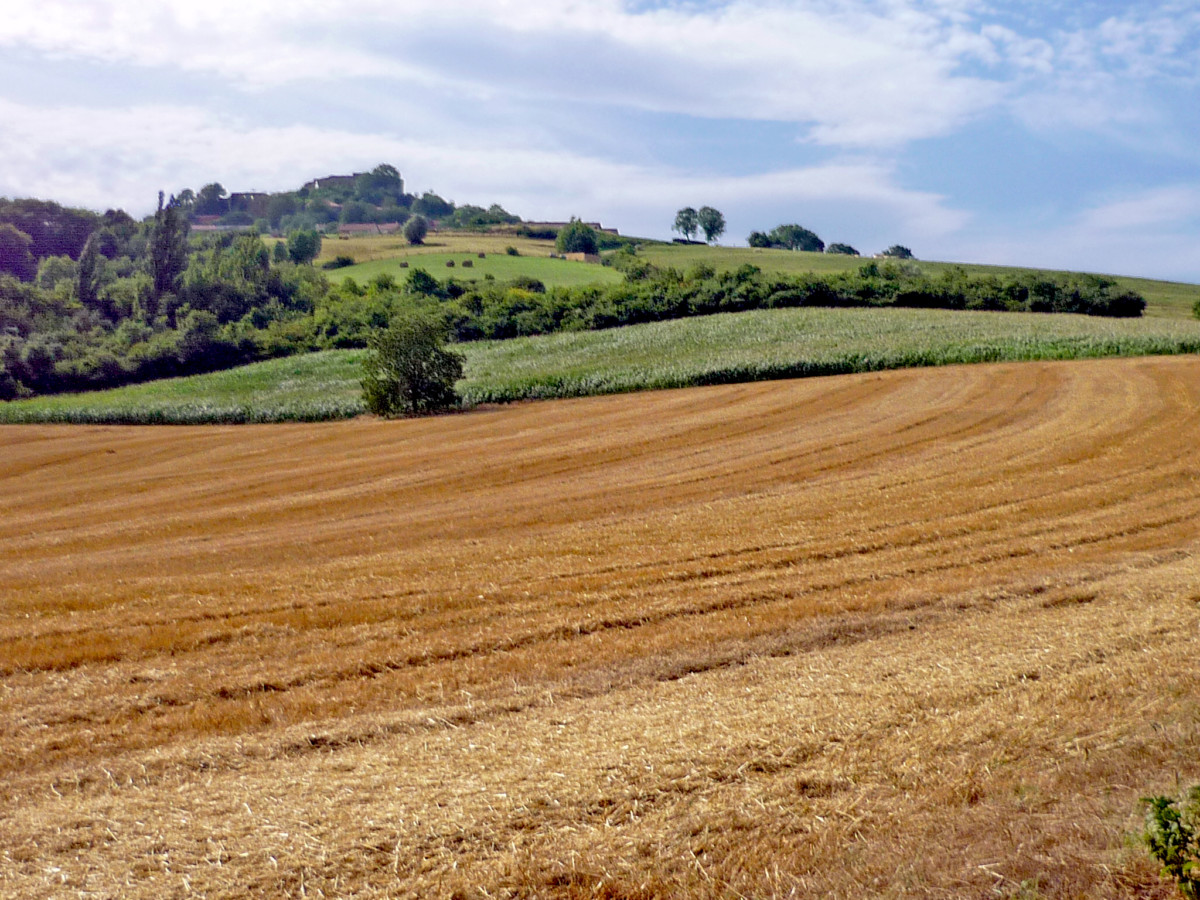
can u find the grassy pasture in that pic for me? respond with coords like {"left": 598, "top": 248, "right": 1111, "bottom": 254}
{"left": 637, "top": 243, "right": 1200, "bottom": 319}
{"left": 4, "top": 306, "right": 1199, "bottom": 423}
{"left": 3, "top": 357, "right": 1199, "bottom": 897}
{"left": 318, "top": 231, "right": 624, "bottom": 289}
{"left": 329, "top": 251, "right": 625, "bottom": 290}
{"left": 316, "top": 230, "right": 559, "bottom": 264}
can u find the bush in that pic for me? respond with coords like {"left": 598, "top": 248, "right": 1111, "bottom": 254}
{"left": 361, "top": 310, "right": 463, "bottom": 417}
{"left": 286, "top": 229, "right": 322, "bottom": 265}
{"left": 404, "top": 216, "right": 429, "bottom": 246}
{"left": 555, "top": 219, "right": 599, "bottom": 255}
{"left": 1143, "top": 786, "right": 1200, "bottom": 899}
{"left": 505, "top": 246, "right": 520, "bottom": 256}
{"left": 321, "top": 255, "right": 355, "bottom": 270}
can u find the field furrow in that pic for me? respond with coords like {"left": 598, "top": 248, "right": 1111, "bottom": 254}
{"left": 2, "top": 356, "right": 1199, "bottom": 898}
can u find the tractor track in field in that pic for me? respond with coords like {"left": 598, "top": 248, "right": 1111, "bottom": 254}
{"left": 2, "top": 356, "right": 1200, "bottom": 898}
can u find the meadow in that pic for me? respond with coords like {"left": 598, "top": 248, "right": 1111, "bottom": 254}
{"left": 316, "top": 231, "right": 625, "bottom": 289}
{"left": 637, "top": 243, "right": 1200, "bottom": 319}
{"left": 3, "top": 356, "right": 1199, "bottom": 897}
{"left": 4, "top": 306, "right": 1200, "bottom": 423}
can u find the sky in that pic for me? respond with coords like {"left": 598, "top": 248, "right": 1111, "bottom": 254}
{"left": 1, "top": 0, "right": 1199, "bottom": 281}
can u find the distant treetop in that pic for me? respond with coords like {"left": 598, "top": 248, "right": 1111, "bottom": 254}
{"left": 748, "top": 223, "right": 824, "bottom": 252}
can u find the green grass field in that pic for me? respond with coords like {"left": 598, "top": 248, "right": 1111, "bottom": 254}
{"left": 315, "top": 231, "right": 623, "bottom": 289}
{"left": 315, "top": 234, "right": 1199, "bottom": 318}
{"left": 636, "top": 244, "right": 1200, "bottom": 319}
{"left": 328, "top": 252, "right": 625, "bottom": 290}
{"left": 5, "top": 307, "right": 1199, "bottom": 424}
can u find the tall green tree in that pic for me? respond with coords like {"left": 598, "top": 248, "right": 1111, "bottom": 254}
{"left": 148, "top": 191, "right": 190, "bottom": 318}
{"left": 697, "top": 206, "right": 725, "bottom": 244}
{"left": 673, "top": 207, "right": 699, "bottom": 242}
{"left": 355, "top": 164, "right": 406, "bottom": 206}
{"left": 194, "top": 183, "right": 228, "bottom": 216}
{"left": 75, "top": 232, "right": 103, "bottom": 310}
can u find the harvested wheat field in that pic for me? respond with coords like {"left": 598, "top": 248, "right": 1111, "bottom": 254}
{"left": 2, "top": 356, "right": 1200, "bottom": 899}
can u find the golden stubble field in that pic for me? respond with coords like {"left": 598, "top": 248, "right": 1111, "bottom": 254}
{"left": 2, "top": 356, "right": 1199, "bottom": 899}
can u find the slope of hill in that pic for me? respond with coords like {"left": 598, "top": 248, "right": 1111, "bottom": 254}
{"left": 4, "top": 305, "right": 1200, "bottom": 423}
{"left": 3, "top": 357, "right": 1198, "bottom": 897}
{"left": 635, "top": 242, "right": 1200, "bottom": 319}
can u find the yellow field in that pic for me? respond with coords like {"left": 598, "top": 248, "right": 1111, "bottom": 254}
{"left": 2, "top": 357, "right": 1199, "bottom": 898}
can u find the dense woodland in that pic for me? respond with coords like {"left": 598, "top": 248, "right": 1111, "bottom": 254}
{"left": 0, "top": 183, "right": 1148, "bottom": 401}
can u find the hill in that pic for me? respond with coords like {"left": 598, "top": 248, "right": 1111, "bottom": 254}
{"left": 5, "top": 304, "right": 1200, "bottom": 423}
{"left": 4, "top": 206, "right": 1199, "bottom": 409}
{"left": 3, "top": 356, "right": 1198, "bottom": 897}
{"left": 634, "top": 242, "right": 1200, "bottom": 320}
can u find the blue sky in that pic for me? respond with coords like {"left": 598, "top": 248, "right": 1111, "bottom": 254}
{"left": 2, "top": 0, "right": 1198, "bottom": 280}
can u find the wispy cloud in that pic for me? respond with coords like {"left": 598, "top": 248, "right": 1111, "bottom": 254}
{"left": 0, "top": 0, "right": 1010, "bottom": 147}
{"left": 1, "top": 1, "right": 1197, "bottom": 278}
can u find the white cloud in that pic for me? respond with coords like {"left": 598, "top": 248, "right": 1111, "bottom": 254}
{"left": 1077, "top": 186, "right": 1200, "bottom": 232}
{"left": 0, "top": 0, "right": 1008, "bottom": 147}
{"left": 1008, "top": 5, "right": 1200, "bottom": 136}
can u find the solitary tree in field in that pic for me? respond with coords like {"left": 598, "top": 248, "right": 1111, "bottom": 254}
{"left": 362, "top": 310, "right": 463, "bottom": 417}
{"left": 555, "top": 218, "right": 599, "bottom": 255}
{"left": 697, "top": 206, "right": 726, "bottom": 244}
{"left": 881, "top": 244, "right": 915, "bottom": 259}
{"left": 826, "top": 243, "right": 859, "bottom": 256}
{"left": 404, "top": 215, "right": 429, "bottom": 246}
{"left": 673, "top": 207, "right": 699, "bottom": 242}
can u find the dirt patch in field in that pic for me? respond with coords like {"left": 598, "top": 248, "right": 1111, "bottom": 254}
{"left": 2, "top": 357, "right": 1199, "bottom": 898}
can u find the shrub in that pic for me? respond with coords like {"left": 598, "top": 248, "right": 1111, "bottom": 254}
{"left": 1143, "top": 786, "right": 1200, "bottom": 899}
{"left": 462, "top": 260, "right": 473, "bottom": 268}
{"left": 321, "top": 255, "right": 355, "bottom": 270}
{"left": 505, "top": 246, "right": 520, "bottom": 257}
{"left": 286, "top": 229, "right": 322, "bottom": 265}
{"left": 404, "top": 215, "right": 429, "bottom": 246}
{"left": 555, "top": 219, "right": 599, "bottom": 255}
{"left": 446, "top": 260, "right": 455, "bottom": 267}
{"left": 361, "top": 310, "right": 463, "bottom": 417}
